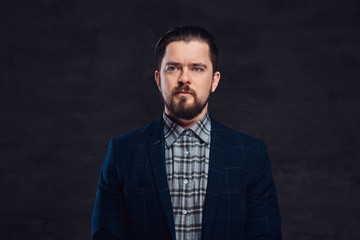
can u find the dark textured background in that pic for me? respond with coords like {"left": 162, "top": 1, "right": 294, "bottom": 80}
{"left": 1, "top": 0, "right": 359, "bottom": 239}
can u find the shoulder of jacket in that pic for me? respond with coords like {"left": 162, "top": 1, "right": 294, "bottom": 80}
{"left": 109, "top": 117, "right": 161, "bottom": 148}
{"left": 210, "top": 116, "right": 265, "bottom": 151}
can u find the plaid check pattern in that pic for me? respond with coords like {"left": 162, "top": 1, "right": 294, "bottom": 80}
{"left": 163, "top": 112, "right": 211, "bottom": 240}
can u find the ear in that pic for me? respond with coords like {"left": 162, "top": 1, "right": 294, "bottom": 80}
{"left": 154, "top": 70, "right": 161, "bottom": 91}
{"left": 211, "top": 71, "right": 221, "bottom": 92}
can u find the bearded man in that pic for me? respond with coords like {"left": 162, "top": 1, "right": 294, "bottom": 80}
{"left": 91, "top": 26, "right": 282, "bottom": 240}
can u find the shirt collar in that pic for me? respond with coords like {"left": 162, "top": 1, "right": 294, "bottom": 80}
{"left": 163, "top": 112, "right": 211, "bottom": 147}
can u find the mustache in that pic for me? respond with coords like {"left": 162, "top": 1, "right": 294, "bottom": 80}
{"left": 173, "top": 84, "right": 195, "bottom": 95}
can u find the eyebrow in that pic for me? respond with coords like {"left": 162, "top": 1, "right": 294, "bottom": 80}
{"left": 165, "top": 62, "right": 208, "bottom": 68}
{"left": 191, "top": 63, "right": 207, "bottom": 68}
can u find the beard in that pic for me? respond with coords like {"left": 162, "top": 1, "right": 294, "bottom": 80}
{"left": 163, "top": 83, "right": 211, "bottom": 121}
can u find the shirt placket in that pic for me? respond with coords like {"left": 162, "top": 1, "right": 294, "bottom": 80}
{"left": 183, "top": 129, "right": 193, "bottom": 240}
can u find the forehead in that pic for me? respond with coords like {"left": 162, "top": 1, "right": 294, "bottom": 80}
{"left": 163, "top": 40, "right": 211, "bottom": 64}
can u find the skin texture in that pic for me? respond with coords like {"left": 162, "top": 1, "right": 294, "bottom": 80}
{"left": 155, "top": 40, "right": 221, "bottom": 129}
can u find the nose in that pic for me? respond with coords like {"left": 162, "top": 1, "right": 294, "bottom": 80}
{"left": 179, "top": 68, "right": 191, "bottom": 84}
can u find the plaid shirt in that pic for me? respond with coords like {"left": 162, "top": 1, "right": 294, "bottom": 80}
{"left": 163, "top": 112, "right": 211, "bottom": 240}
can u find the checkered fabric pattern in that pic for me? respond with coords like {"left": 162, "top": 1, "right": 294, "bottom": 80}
{"left": 163, "top": 112, "right": 211, "bottom": 240}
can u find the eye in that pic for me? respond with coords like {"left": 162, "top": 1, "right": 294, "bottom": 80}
{"left": 166, "top": 66, "right": 178, "bottom": 72}
{"left": 193, "top": 67, "right": 203, "bottom": 72}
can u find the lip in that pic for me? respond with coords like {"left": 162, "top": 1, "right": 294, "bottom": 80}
{"left": 176, "top": 91, "right": 192, "bottom": 95}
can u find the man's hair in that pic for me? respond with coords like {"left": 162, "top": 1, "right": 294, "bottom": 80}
{"left": 155, "top": 26, "right": 219, "bottom": 72}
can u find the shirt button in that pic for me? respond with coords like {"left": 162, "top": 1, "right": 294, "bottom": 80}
{"left": 184, "top": 150, "right": 189, "bottom": 155}
{"left": 182, "top": 210, "right": 187, "bottom": 215}
{"left": 183, "top": 179, "right": 188, "bottom": 184}
{"left": 186, "top": 130, "right": 191, "bottom": 136}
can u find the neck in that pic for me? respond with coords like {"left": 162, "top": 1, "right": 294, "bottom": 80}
{"left": 165, "top": 105, "right": 208, "bottom": 129}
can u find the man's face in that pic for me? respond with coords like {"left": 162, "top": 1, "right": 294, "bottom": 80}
{"left": 155, "top": 40, "right": 220, "bottom": 121}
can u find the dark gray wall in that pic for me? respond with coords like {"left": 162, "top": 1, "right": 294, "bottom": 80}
{"left": 1, "top": 0, "right": 359, "bottom": 239}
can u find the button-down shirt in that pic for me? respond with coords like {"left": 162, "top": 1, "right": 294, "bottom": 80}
{"left": 163, "top": 112, "right": 211, "bottom": 240}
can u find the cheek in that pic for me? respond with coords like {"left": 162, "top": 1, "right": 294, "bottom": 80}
{"left": 160, "top": 82, "right": 170, "bottom": 95}
{"left": 160, "top": 83, "right": 174, "bottom": 98}
{"left": 198, "top": 79, "right": 213, "bottom": 93}
{"left": 161, "top": 78, "right": 177, "bottom": 92}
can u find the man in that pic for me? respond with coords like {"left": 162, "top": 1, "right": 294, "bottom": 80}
{"left": 92, "top": 26, "right": 282, "bottom": 240}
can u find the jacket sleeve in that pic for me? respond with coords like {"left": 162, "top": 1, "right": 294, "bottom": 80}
{"left": 245, "top": 140, "right": 282, "bottom": 240}
{"left": 91, "top": 138, "right": 129, "bottom": 240}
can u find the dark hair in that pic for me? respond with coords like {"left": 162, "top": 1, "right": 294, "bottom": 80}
{"left": 155, "top": 26, "right": 219, "bottom": 72}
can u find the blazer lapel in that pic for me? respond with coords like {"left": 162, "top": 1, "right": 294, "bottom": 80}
{"left": 147, "top": 118, "right": 176, "bottom": 240}
{"left": 202, "top": 118, "right": 226, "bottom": 239}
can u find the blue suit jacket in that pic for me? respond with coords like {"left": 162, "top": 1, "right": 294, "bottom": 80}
{"left": 92, "top": 116, "right": 282, "bottom": 240}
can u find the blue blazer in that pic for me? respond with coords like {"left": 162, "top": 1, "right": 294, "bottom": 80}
{"left": 92, "top": 116, "right": 282, "bottom": 240}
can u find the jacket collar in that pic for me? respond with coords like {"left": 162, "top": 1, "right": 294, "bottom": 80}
{"left": 147, "top": 117, "right": 176, "bottom": 240}
{"left": 201, "top": 116, "right": 226, "bottom": 239}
